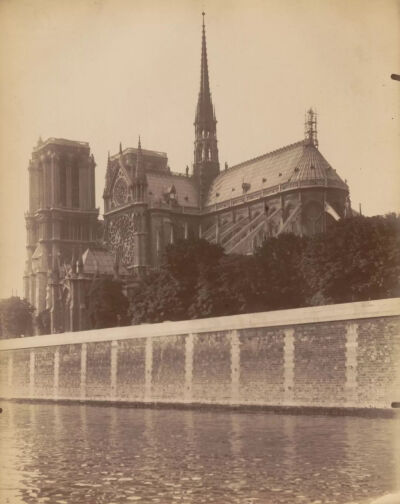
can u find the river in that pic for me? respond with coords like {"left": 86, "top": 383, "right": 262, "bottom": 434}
{"left": 0, "top": 403, "right": 399, "bottom": 503}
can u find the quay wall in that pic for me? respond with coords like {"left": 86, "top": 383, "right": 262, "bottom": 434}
{"left": 0, "top": 299, "right": 399, "bottom": 411}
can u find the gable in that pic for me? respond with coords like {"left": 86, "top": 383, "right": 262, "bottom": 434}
{"left": 104, "top": 155, "right": 132, "bottom": 199}
{"left": 109, "top": 166, "right": 132, "bottom": 209}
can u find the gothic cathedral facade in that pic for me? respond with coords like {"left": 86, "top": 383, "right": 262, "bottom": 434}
{"left": 24, "top": 16, "right": 351, "bottom": 333}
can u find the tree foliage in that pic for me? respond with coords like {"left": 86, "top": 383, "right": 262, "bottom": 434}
{"left": 87, "top": 278, "right": 130, "bottom": 329}
{"left": 0, "top": 296, "right": 34, "bottom": 338}
{"left": 164, "top": 238, "right": 224, "bottom": 312}
{"left": 189, "top": 254, "right": 263, "bottom": 318}
{"left": 128, "top": 214, "right": 400, "bottom": 325}
{"left": 302, "top": 214, "right": 400, "bottom": 304}
{"left": 255, "top": 233, "right": 308, "bottom": 310}
{"left": 129, "top": 239, "right": 225, "bottom": 323}
{"left": 129, "top": 269, "right": 187, "bottom": 324}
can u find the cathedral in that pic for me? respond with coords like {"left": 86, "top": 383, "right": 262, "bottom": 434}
{"left": 23, "top": 15, "right": 351, "bottom": 333}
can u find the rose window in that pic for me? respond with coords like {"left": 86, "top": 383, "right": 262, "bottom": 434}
{"left": 112, "top": 177, "right": 129, "bottom": 207}
{"left": 107, "top": 213, "right": 135, "bottom": 267}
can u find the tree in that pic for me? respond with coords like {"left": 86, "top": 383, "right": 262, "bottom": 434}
{"left": 301, "top": 214, "right": 400, "bottom": 304}
{"left": 129, "top": 239, "right": 225, "bottom": 324}
{"left": 0, "top": 296, "right": 34, "bottom": 338}
{"left": 255, "top": 233, "right": 309, "bottom": 310}
{"left": 129, "top": 269, "right": 187, "bottom": 324}
{"left": 87, "top": 278, "right": 129, "bottom": 329}
{"left": 188, "top": 254, "right": 263, "bottom": 318}
{"left": 129, "top": 215, "right": 400, "bottom": 326}
{"left": 164, "top": 238, "right": 224, "bottom": 309}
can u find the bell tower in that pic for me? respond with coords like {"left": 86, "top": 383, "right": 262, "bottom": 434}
{"left": 23, "top": 138, "right": 99, "bottom": 328}
{"left": 193, "top": 12, "right": 220, "bottom": 207}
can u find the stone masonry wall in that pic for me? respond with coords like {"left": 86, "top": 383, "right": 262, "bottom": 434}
{"left": 152, "top": 335, "right": 186, "bottom": 402}
{"left": 117, "top": 339, "right": 146, "bottom": 401}
{"left": 293, "top": 321, "right": 347, "bottom": 406}
{"left": 239, "top": 327, "right": 285, "bottom": 404}
{"left": 58, "top": 344, "right": 81, "bottom": 398}
{"left": 357, "top": 317, "right": 400, "bottom": 408}
{"left": 0, "top": 299, "right": 399, "bottom": 410}
{"left": 192, "top": 331, "right": 231, "bottom": 403}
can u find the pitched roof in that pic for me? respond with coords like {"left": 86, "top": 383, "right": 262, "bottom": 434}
{"left": 146, "top": 172, "right": 199, "bottom": 207}
{"left": 82, "top": 248, "right": 128, "bottom": 276}
{"left": 290, "top": 144, "right": 345, "bottom": 185}
{"left": 110, "top": 146, "right": 167, "bottom": 162}
{"left": 205, "top": 141, "right": 347, "bottom": 206}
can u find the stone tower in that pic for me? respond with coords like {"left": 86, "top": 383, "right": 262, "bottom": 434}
{"left": 193, "top": 13, "right": 220, "bottom": 207}
{"left": 23, "top": 138, "right": 99, "bottom": 331}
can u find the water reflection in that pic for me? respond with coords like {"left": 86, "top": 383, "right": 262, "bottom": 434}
{"left": 0, "top": 405, "right": 25, "bottom": 504}
{"left": 28, "top": 404, "right": 36, "bottom": 429}
{"left": 343, "top": 416, "right": 398, "bottom": 503}
{"left": 229, "top": 412, "right": 242, "bottom": 458}
{"left": 54, "top": 404, "right": 62, "bottom": 436}
{"left": 0, "top": 403, "right": 398, "bottom": 504}
{"left": 184, "top": 410, "right": 195, "bottom": 446}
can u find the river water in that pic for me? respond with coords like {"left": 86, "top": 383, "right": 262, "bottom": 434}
{"left": 0, "top": 403, "right": 399, "bottom": 504}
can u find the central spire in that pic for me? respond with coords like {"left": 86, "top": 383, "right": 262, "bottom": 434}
{"left": 193, "top": 12, "right": 220, "bottom": 207}
{"left": 199, "top": 13, "right": 210, "bottom": 108}
{"left": 195, "top": 12, "right": 215, "bottom": 129}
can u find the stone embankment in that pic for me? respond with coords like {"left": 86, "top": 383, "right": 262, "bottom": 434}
{"left": 1, "top": 298, "right": 399, "bottom": 414}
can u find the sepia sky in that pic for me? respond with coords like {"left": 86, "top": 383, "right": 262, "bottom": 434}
{"left": 0, "top": 0, "right": 399, "bottom": 299}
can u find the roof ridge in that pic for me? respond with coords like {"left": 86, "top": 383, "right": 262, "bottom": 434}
{"left": 34, "top": 138, "right": 90, "bottom": 151}
{"left": 225, "top": 140, "right": 305, "bottom": 174}
{"left": 148, "top": 170, "right": 194, "bottom": 180}
{"left": 110, "top": 147, "right": 167, "bottom": 160}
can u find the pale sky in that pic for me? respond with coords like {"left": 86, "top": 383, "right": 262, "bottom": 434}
{"left": 0, "top": 0, "right": 399, "bottom": 299}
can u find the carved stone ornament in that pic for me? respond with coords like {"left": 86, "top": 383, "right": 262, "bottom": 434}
{"left": 112, "top": 177, "right": 129, "bottom": 207}
{"left": 107, "top": 213, "right": 135, "bottom": 266}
